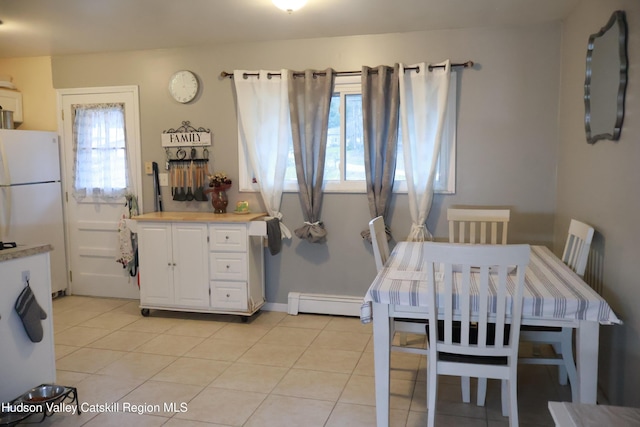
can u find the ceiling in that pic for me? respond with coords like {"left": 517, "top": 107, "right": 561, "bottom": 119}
{"left": 0, "top": 0, "right": 579, "bottom": 59}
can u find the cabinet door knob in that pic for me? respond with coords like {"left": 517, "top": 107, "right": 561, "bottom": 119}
{"left": 225, "top": 235, "right": 229, "bottom": 240}
{"left": 226, "top": 265, "right": 230, "bottom": 269}
{"left": 226, "top": 293, "right": 230, "bottom": 298}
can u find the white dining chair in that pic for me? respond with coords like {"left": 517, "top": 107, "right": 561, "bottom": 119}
{"left": 448, "top": 208, "right": 510, "bottom": 245}
{"left": 422, "top": 242, "right": 531, "bottom": 427}
{"left": 447, "top": 207, "right": 510, "bottom": 405}
{"left": 369, "top": 216, "right": 427, "bottom": 354}
{"left": 369, "top": 216, "right": 390, "bottom": 273}
{"left": 519, "top": 219, "right": 594, "bottom": 402}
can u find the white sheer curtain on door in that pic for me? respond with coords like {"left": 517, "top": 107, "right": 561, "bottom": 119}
{"left": 234, "top": 70, "right": 292, "bottom": 240}
{"left": 72, "top": 103, "right": 129, "bottom": 199}
{"left": 399, "top": 61, "right": 451, "bottom": 241}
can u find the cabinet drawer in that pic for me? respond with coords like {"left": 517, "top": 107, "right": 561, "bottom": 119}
{"left": 211, "top": 281, "right": 248, "bottom": 310}
{"left": 209, "top": 225, "right": 246, "bottom": 252}
{"left": 210, "top": 253, "right": 247, "bottom": 280}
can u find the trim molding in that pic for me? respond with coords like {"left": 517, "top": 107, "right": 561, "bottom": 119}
{"left": 287, "top": 292, "right": 361, "bottom": 317}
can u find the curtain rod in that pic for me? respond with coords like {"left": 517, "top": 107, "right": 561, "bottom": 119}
{"left": 220, "top": 61, "right": 474, "bottom": 79}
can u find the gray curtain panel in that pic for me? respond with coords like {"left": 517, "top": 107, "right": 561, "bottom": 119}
{"left": 360, "top": 64, "right": 400, "bottom": 243}
{"left": 288, "top": 69, "right": 335, "bottom": 243}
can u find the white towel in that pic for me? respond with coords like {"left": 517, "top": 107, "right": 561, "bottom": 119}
{"left": 116, "top": 214, "right": 134, "bottom": 269}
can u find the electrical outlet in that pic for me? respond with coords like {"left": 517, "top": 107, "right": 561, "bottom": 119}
{"left": 22, "top": 270, "right": 30, "bottom": 285}
{"left": 145, "top": 161, "right": 153, "bottom": 175}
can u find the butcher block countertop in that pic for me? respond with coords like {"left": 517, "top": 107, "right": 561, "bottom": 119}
{"left": 131, "top": 211, "right": 267, "bottom": 223}
{"left": 0, "top": 244, "right": 53, "bottom": 262}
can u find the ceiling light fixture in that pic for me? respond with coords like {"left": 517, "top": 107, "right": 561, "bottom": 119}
{"left": 272, "top": 0, "right": 307, "bottom": 13}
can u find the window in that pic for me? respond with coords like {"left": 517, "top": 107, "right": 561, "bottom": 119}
{"left": 239, "top": 73, "right": 456, "bottom": 194}
{"left": 72, "top": 103, "right": 129, "bottom": 199}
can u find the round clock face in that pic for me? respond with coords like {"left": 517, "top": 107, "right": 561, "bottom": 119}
{"left": 169, "top": 70, "right": 199, "bottom": 103}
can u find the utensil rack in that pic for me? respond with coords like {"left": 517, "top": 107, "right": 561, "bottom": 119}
{"left": 0, "top": 384, "right": 80, "bottom": 426}
{"left": 168, "top": 159, "right": 210, "bottom": 202}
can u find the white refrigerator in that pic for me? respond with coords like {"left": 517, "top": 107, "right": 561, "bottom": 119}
{"left": 0, "top": 129, "right": 68, "bottom": 294}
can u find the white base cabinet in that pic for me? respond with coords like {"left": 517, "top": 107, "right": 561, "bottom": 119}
{"left": 135, "top": 213, "right": 267, "bottom": 317}
{"left": 138, "top": 222, "right": 209, "bottom": 310}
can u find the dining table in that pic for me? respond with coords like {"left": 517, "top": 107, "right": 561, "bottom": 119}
{"left": 360, "top": 242, "right": 621, "bottom": 427}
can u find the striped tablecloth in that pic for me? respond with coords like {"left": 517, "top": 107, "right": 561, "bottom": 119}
{"left": 361, "top": 243, "right": 621, "bottom": 325}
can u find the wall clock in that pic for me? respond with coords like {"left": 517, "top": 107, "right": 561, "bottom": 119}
{"left": 169, "top": 70, "right": 199, "bottom": 103}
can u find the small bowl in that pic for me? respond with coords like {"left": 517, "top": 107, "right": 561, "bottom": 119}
{"left": 20, "top": 385, "right": 66, "bottom": 403}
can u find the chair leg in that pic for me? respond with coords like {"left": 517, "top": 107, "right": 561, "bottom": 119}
{"left": 390, "top": 321, "right": 396, "bottom": 346}
{"left": 477, "top": 377, "right": 487, "bottom": 406}
{"left": 399, "top": 332, "right": 408, "bottom": 346}
{"left": 560, "top": 327, "right": 579, "bottom": 402}
{"left": 501, "top": 379, "right": 509, "bottom": 417}
{"left": 507, "top": 378, "right": 519, "bottom": 427}
{"left": 461, "top": 376, "right": 471, "bottom": 403}
{"left": 552, "top": 341, "right": 569, "bottom": 385}
{"left": 427, "top": 367, "right": 437, "bottom": 427}
{"left": 558, "top": 365, "right": 568, "bottom": 385}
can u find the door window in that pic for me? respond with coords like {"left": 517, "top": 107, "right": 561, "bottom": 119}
{"left": 72, "top": 103, "right": 129, "bottom": 199}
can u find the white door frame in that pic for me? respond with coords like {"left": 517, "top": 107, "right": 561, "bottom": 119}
{"left": 56, "top": 85, "right": 144, "bottom": 296}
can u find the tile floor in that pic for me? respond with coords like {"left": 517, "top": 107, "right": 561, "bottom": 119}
{"left": 28, "top": 295, "right": 570, "bottom": 426}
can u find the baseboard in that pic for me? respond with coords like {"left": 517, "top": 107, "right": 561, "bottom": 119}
{"left": 262, "top": 302, "right": 288, "bottom": 313}
{"left": 287, "top": 292, "right": 361, "bottom": 317}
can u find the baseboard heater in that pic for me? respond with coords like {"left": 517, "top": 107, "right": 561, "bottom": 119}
{"left": 287, "top": 292, "right": 362, "bottom": 317}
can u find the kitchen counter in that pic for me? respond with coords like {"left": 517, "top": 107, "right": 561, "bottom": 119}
{"left": 132, "top": 211, "right": 267, "bottom": 223}
{"left": 135, "top": 211, "right": 268, "bottom": 318}
{"left": 0, "top": 244, "right": 55, "bottom": 402}
{"left": 0, "top": 244, "right": 53, "bottom": 263}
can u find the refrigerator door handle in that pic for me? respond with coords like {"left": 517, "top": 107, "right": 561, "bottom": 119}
{"left": 0, "top": 140, "right": 12, "bottom": 238}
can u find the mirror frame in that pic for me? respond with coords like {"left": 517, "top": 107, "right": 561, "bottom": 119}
{"left": 584, "top": 10, "right": 628, "bottom": 144}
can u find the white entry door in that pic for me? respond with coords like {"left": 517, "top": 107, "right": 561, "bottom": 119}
{"left": 58, "top": 86, "right": 143, "bottom": 299}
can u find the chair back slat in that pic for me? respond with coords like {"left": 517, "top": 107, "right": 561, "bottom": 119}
{"left": 494, "top": 265, "right": 508, "bottom": 349}
{"left": 447, "top": 208, "right": 510, "bottom": 245}
{"left": 561, "top": 219, "right": 594, "bottom": 277}
{"left": 460, "top": 266, "right": 471, "bottom": 346}
{"left": 477, "top": 265, "right": 489, "bottom": 348}
{"left": 443, "top": 264, "right": 454, "bottom": 345}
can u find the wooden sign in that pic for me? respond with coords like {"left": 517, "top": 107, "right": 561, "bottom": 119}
{"left": 161, "top": 131, "right": 211, "bottom": 147}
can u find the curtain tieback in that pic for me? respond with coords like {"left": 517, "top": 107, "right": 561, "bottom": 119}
{"left": 266, "top": 212, "right": 292, "bottom": 240}
{"left": 409, "top": 223, "right": 433, "bottom": 242}
{"left": 304, "top": 221, "right": 321, "bottom": 226}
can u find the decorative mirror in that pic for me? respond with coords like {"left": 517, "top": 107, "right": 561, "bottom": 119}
{"left": 584, "top": 10, "right": 628, "bottom": 144}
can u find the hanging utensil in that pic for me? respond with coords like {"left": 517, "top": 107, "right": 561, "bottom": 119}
{"left": 185, "top": 161, "right": 195, "bottom": 201}
{"left": 194, "top": 162, "right": 205, "bottom": 201}
{"left": 152, "top": 162, "right": 163, "bottom": 211}
{"left": 175, "top": 163, "right": 187, "bottom": 201}
{"left": 172, "top": 164, "right": 180, "bottom": 201}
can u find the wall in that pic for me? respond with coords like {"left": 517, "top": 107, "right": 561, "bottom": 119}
{"left": 557, "top": 0, "right": 640, "bottom": 405}
{"left": 50, "top": 24, "right": 561, "bottom": 304}
{"left": 0, "top": 56, "right": 57, "bottom": 131}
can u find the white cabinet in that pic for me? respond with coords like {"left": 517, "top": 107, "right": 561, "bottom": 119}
{"left": 0, "top": 89, "right": 23, "bottom": 124}
{"left": 209, "top": 223, "right": 265, "bottom": 313}
{"left": 135, "top": 213, "right": 267, "bottom": 318}
{"left": 138, "top": 222, "right": 209, "bottom": 311}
